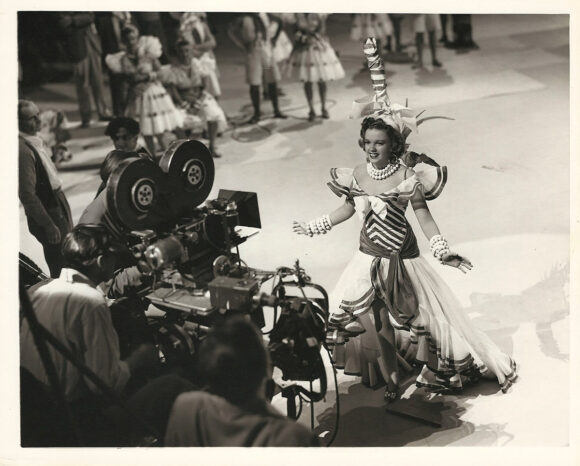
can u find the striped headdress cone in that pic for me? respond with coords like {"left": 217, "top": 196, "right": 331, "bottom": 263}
{"left": 350, "top": 38, "right": 415, "bottom": 139}
{"left": 350, "top": 37, "right": 453, "bottom": 143}
{"left": 363, "top": 37, "right": 390, "bottom": 108}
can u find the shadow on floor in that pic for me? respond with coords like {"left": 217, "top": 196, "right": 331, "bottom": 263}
{"left": 468, "top": 261, "right": 569, "bottom": 361}
{"left": 345, "top": 67, "right": 396, "bottom": 92}
{"left": 320, "top": 369, "right": 514, "bottom": 446}
{"left": 414, "top": 67, "right": 455, "bottom": 87}
{"left": 314, "top": 380, "right": 470, "bottom": 446}
{"left": 230, "top": 121, "right": 277, "bottom": 143}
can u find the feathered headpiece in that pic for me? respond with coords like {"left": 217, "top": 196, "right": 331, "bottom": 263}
{"left": 350, "top": 38, "right": 452, "bottom": 145}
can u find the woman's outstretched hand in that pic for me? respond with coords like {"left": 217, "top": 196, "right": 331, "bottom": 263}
{"left": 441, "top": 252, "right": 473, "bottom": 273}
{"left": 292, "top": 221, "right": 309, "bottom": 235}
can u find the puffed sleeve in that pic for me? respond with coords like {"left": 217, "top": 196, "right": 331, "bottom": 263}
{"left": 396, "top": 165, "right": 448, "bottom": 201}
{"left": 105, "top": 51, "right": 125, "bottom": 74}
{"left": 327, "top": 167, "right": 355, "bottom": 200}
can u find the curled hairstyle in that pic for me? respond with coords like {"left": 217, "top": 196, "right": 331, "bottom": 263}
{"left": 197, "top": 316, "right": 268, "bottom": 406}
{"left": 358, "top": 117, "right": 405, "bottom": 159}
{"left": 105, "top": 117, "right": 140, "bottom": 138}
{"left": 121, "top": 24, "right": 139, "bottom": 41}
{"left": 62, "top": 224, "right": 112, "bottom": 272}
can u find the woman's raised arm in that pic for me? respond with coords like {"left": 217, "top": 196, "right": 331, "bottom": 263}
{"left": 293, "top": 200, "right": 355, "bottom": 236}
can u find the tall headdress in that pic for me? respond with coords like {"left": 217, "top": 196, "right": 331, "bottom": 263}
{"left": 350, "top": 38, "right": 452, "bottom": 146}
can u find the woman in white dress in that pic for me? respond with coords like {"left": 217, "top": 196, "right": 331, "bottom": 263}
{"left": 110, "top": 25, "right": 183, "bottom": 156}
{"left": 350, "top": 14, "right": 394, "bottom": 54}
{"left": 293, "top": 39, "right": 517, "bottom": 402}
{"left": 290, "top": 14, "right": 345, "bottom": 121}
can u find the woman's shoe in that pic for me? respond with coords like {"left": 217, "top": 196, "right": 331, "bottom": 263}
{"left": 308, "top": 110, "right": 316, "bottom": 122}
{"left": 321, "top": 108, "right": 329, "bottom": 119}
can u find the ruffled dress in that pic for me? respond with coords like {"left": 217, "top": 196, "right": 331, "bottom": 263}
{"left": 118, "top": 51, "right": 183, "bottom": 136}
{"left": 158, "top": 62, "right": 227, "bottom": 134}
{"left": 291, "top": 14, "right": 345, "bottom": 83}
{"left": 350, "top": 14, "right": 393, "bottom": 42}
{"left": 328, "top": 164, "right": 517, "bottom": 393}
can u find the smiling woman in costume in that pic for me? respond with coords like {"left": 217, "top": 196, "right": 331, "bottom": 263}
{"left": 293, "top": 38, "right": 517, "bottom": 403}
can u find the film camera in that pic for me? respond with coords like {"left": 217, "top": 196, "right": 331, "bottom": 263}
{"left": 104, "top": 139, "right": 330, "bottom": 397}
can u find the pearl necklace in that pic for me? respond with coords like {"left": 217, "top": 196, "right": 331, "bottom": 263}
{"left": 367, "top": 159, "right": 400, "bottom": 180}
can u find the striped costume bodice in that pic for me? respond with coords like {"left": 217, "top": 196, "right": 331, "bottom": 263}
{"left": 327, "top": 164, "right": 447, "bottom": 254}
{"left": 363, "top": 197, "right": 409, "bottom": 253}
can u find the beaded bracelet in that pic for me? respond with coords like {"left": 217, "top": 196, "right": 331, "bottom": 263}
{"left": 306, "top": 215, "right": 333, "bottom": 237}
{"left": 429, "top": 234, "right": 451, "bottom": 262}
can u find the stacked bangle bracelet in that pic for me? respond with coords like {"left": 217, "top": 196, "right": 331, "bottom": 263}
{"left": 306, "top": 215, "right": 333, "bottom": 236}
{"left": 429, "top": 234, "right": 451, "bottom": 262}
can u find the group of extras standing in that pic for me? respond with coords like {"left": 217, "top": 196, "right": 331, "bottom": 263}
{"left": 52, "top": 12, "right": 347, "bottom": 159}
{"left": 51, "top": 11, "right": 478, "bottom": 164}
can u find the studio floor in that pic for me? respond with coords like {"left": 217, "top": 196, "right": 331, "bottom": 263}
{"left": 17, "top": 14, "right": 571, "bottom": 447}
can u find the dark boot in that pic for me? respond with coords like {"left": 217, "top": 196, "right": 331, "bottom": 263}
{"left": 304, "top": 82, "right": 315, "bottom": 121}
{"left": 269, "top": 83, "right": 287, "bottom": 119}
{"left": 249, "top": 85, "right": 261, "bottom": 123}
{"left": 318, "top": 80, "right": 329, "bottom": 119}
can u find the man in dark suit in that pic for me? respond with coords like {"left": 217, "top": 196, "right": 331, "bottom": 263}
{"left": 57, "top": 12, "right": 112, "bottom": 127}
{"left": 19, "top": 100, "right": 73, "bottom": 277}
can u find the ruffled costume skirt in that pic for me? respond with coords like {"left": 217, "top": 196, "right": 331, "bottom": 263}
{"left": 350, "top": 14, "right": 393, "bottom": 42}
{"left": 331, "top": 251, "right": 518, "bottom": 393}
{"left": 291, "top": 38, "right": 345, "bottom": 82}
{"left": 179, "top": 91, "right": 228, "bottom": 134}
{"left": 125, "top": 82, "right": 183, "bottom": 136}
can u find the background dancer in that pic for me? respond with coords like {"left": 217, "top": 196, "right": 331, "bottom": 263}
{"left": 107, "top": 24, "right": 183, "bottom": 156}
{"left": 178, "top": 12, "right": 221, "bottom": 99}
{"left": 290, "top": 13, "right": 345, "bottom": 121}
{"left": 161, "top": 39, "right": 227, "bottom": 158}
{"left": 228, "top": 13, "right": 287, "bottom": 124}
